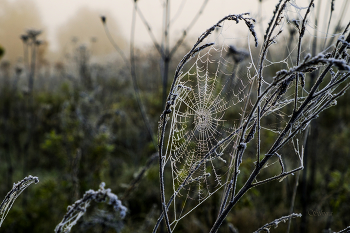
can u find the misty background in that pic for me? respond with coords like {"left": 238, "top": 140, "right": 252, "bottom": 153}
{"left": 2, "top": 0, "right": 347, "bottom": 64}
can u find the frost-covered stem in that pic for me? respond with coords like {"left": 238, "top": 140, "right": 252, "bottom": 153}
{"left": 212, "top": 58, "right": 350, "bottom": 233}
{"left": 158, "top": 115, "right": 172, "bottom": 233}
{"left": 287, "top": 128, "right": 308, "bottom": 233}
{"left": 257, "top": 106, "right": 261, "bottom": 164}
{"left": 0, "top": 176, "right": 39, "bottom": 227}
{"left": 295, "top": 0, "right": 314, "bottom": 110}
{"left": 323, "top": 0, "right": 335, "bottom": 48}
{"left": 260, "top": 89, "right": 279, "bottom": 114}
{"left": 218, "top": 179, "right": 234, "bottom": 216}
{"left": 256, "top": 0, "right": 289, "bottom": 165}
{"left": 314, "top": 73, "right": 350, "bottom": 98}
{"left": 326, "top": 2, "right": 350, "bottom": 48}
{"left": 254, "top": 213, "right": 302, "bottom": 233}
{"left": 219, "top": 82, "right": 256, "bottom": 214}
{"left": 212, "top": 144, "right": 300, "bottom": 232}
{"left": 264, "top": 0, "right": 283, "bottom": 42}
{"left": 238, "top": 56, "right": 347, "bottom": 151}
{"left": 294, "top": 35, "right": 302, "bottom": 110}
{"left": 297, "top": 64, "right": 336, "bottom": 113}
{"left": 231, "top": 144, "right": 246, "bottom": 199}
{"left": 258, "top": 0, "right": 289, "bottom": 80}
{"left": 334, "top": 32, "right": 350, "bottom": 59}
{"left": 267, "top": 81, "right": 350, "bottom": 160}
{"left": 251, "top": 166, "right": 303, "bottom": 187}
{"left": 286, "top": 170, "right": 301, "bottom": 233}
{"left": 210, "top": 155, "right": 269, "bottom": 233}
{"left": 337, "top": 226, "right": 350, "bottom": 233}
{"left": 219, "top": 79, "right": 255, "bottom": 215}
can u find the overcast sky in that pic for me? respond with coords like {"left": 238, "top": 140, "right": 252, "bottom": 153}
{"left": 6, "top": 0, "right": 350, "bottom": 52}
{"left": 28, "top": 0, "right": 278, "bottom": 50}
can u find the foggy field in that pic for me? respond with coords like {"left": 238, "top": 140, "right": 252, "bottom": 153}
{"left": 1, "top": 0, "right": 350, "bottom": 232}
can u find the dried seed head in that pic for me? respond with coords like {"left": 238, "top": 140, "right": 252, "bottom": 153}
{"left": 35, "top": 40, "right": 43, "bottom": 46}
{"left": 331, "top": 0, "right": 335, "bottom": 12}
{"left": 20, "top": 34, "right": 29, "bottom": 42}
{"left": 100, "top": 15, "right": 106, "bottom": 24}
{"left": 226, "top": 45, "right": 249, "bottom": 63}
{"left": 26, "top": 29, "right": 42, "bottom": 39}
{"left": 15, "top": 66, "right": 23, "bottom": 75}
{"left": 291, "top": 19, "right": 300, "bottom": 31}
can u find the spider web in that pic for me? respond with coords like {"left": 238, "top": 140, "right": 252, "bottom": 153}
{"left": 160, "top": 0, "right": 350, "bottom": 230}
{"left": 164, "top": 20, "right": 257, "bottom": 224}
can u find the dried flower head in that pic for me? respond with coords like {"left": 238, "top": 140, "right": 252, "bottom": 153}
{"left": 26, "top": 29, "right": 42, "bottom": 39}
{"left": 35, "top": 40, "right": 43, "bottom": 46}
{"left": 100, "top": 16, "right": 106, "bottom": 24}
{"left": 20, "top": 34, "right": 29, "bottom": 42}
{"left": 226, "top": 45, "right": 249, "bottom": 63}
{"left": 15, "top": 66, "right": 23, "bottom": 75}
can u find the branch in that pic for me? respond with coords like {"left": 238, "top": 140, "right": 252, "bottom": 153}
{"left": 130, "top": 3, "right": 157, "bottom": 148}
{"left": 169, "top": 0, "right": 209, "bottom": 58}
{"left": 0, "top": 175, "right": 39, "bottom": 227}
{"left": 336, "top": 226, "right": 350, "bottom": 233}
{"left": 133, "top": 2, "right": 165, "bottom": 58}
{"left": 101, "top": 17, "right": 129, "bottom": 66}
{"left": 251, "top": 166, "right": 303, "bottom": 187}
{"left": 121, "top": 153, "right": 159, "bottom": 200}
{"left": 253, "top": 213, "right": 302, "bottom": 233}
{"left": 101, "top": 14, "right": 157, "bottom": 148}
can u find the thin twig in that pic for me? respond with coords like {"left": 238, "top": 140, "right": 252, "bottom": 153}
{"left": 169, "top": 0, "right": 209, "bottom": 58}
{"left": 254, "top": 213, "right": 302, "bottom": 233}
{"left": 102, "top": 15, "right": 157, "bottom": 148}
{"left": 133, "top": 4, "right": 165, "bottom": 58}
{"left": 121, "top": 153, "right": 158, "bottom": 200}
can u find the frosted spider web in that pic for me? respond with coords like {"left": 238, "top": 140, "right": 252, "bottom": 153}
{"left": 163, "top": 19, "right": 259, "bottom": 225}
{"left": 160, "top": 1, "right": 343, "bottom": 227}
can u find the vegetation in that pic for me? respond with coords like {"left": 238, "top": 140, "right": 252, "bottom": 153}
{"left": 0, "top": 0, "right": 350, "bottom": 232}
